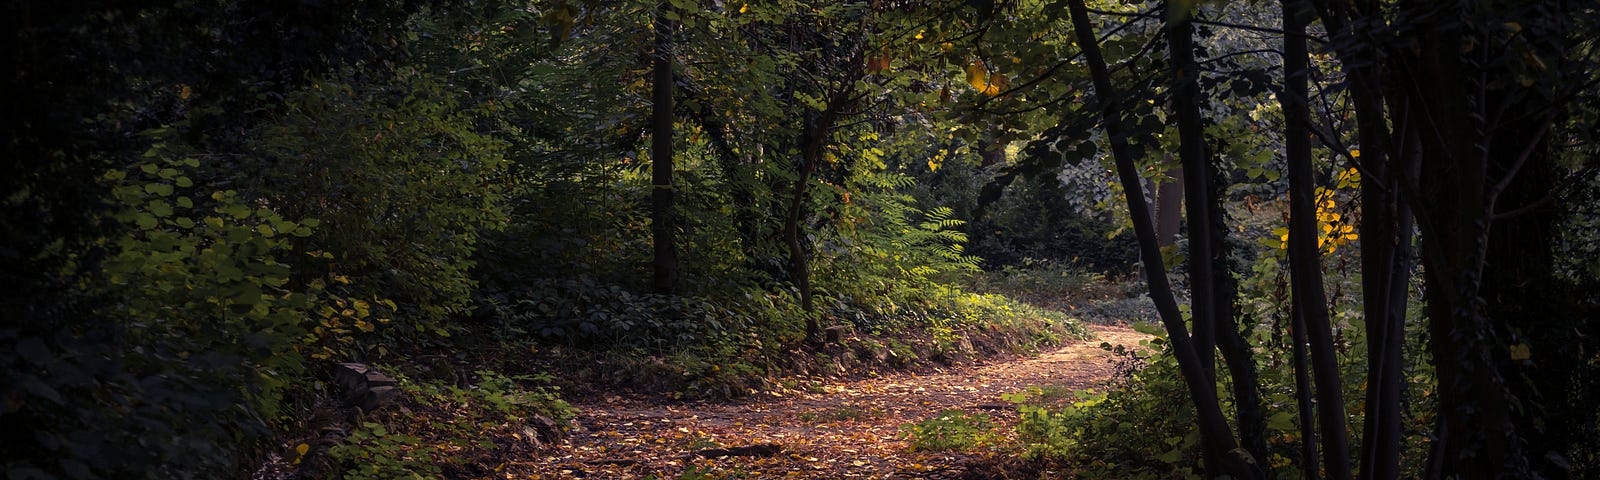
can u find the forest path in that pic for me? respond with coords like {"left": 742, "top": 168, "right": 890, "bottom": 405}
{"left": 506, "top": 323, "right": 1149, "bottom": 479}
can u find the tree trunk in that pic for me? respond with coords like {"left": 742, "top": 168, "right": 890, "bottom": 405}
{"left": 1156, "top": 166, "right": 1184, "bottom": 246}
{"left": 1282, "top": 2, "right": 1352, "bottom": 478}
{"left": 1403, "top": 16, "right": 1559, "bottom": 475}
{"left": 786, "top": 107, "right": 835, "bottom": 329}
{"left": 1303, "top": 0, "right": 1413, "bottom": 477}
{"left": 1291, "top": 298, "right": 1321, "bottom": 480}
{"left": 1172, "top": 6, "right": 1267, "bottom": 465}
{"left": 1168, "top": 1, "right": 1218, "bottom": 382}
{"left": 649, "top": 3, "right": 678, "bottom": 295}
{"left": 1065, "top": 1, "right": 1259, "bottom": 477}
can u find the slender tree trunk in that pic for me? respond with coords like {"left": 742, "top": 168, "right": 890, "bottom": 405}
{"left": 1282, "top": 2, "right": 1351, "bottom": 478}
{"left": 786, "top": 108, "right": 834, "bottom": 329}
{"left": 1167, "top": 1, "right": 1218, "bottom": 381}
{"left": 1212, "top": 226, "right": 1268, "bottom": 465}
{"left": 649, "top": 3, "right": 678, "bottom": 295}
{"left": 1156, "top": 167, "right": 1184, "bottom": 246}
{"left": 1065, "top": 1, "right": 1259, "bottom": 477}
{"left": 1291, "top": 299, "right": 1321, "bottom": 480}
{"left": 1360, "top": 93, "right": 1416, "bottom": 480}
{"left": 1170, "top": 8, "right": 1267, "bottom": 463}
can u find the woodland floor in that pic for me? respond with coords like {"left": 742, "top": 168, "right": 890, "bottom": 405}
{"left": 503, "top": 323, "right": 1150, "bottom": 479}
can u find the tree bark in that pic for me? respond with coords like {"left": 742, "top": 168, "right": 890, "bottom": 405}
{"left": 1169, "top": 11, "right": 1218, "bottom": 380}
{"left": 1170, "top": 5, "right": 1268, "bottom": 465}
{"left": 786, "top": 106, "right": 836, "bottom": 328}
{"left": 1401, "top": 15, "right": 1559, "bottom": 476}
{"left": 650, "top": 3, "right": 678, "bottom": 295}
{"left": 1291, "top": 298, "right": 1321, "bottom": 480}
{"left": 1282, "top": 2, "right": 1352, "bottom": 478}
{"left": 1065, "top": 1, "right": 1260, "bottom": 477}
{"left": 1156, "top": 166, "right": 1184, "bottom": 246}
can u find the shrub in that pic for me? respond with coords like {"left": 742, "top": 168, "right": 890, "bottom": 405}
{"left": 901, "top": 409, "right": 1004, "bottom": 452}
{"left": 243, "top": 67, "right": 508, "bottom": 343}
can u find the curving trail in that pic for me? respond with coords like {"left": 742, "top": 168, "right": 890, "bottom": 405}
{"left": 504, "top": 323, "right": 1149, "bottom": 479}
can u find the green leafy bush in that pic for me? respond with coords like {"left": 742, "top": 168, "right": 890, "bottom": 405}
{"left": 0, "top": 138, "right": 327, "bottom": 479}
{"left": 901, "top": 409, "right": 1004, "bottom": 452}
{"left": 1008, "top": 333, "right": 1204, "bottom": 478}
{"left": 243, "top": 67, "right": 508, "bottom": 343}
{"left": 330, "top": 369, "right": 572, "bottom": 479}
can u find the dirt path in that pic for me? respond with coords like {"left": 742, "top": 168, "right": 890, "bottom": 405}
{"left": 505, "top": 323, "right": 1149, "bottom": 479}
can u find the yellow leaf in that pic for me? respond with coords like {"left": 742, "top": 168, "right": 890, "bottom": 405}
{"left": 739, "top": 3, "right": 748, "bottom": 13}
{"left": 179, "top": 84, "right": 192, "bottom": 100}
{"left": 1350, "top": 149, "right": 1361, "bottom": 158}
{"left": 1510, "top": 343, "right": 1531, "bottom": 360}
{"left": 981, "top": 73, "right": 1008, "bottom": 96}
{"left": 296, "top": 443, "right": 310, "bottom": 456}
{"left": 964, "top": 60, "right": 988, "bottom": 91}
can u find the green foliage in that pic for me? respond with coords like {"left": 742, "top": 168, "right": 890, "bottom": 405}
{"left": 966, "top": 259, "right": 1131, "bottom": 314}
{"left": 243, "top": 67, "right": 508, "bottom": 341}
{"left": 900, "top": 409, "right": 1003, "bottom": 452}
{"left": 0, "top": 137, "right": 333, "bottom": 479}
{"left": 330, "top": 422, "right": 439, "bottom": 480}
{"left": 330, "top": 369, "right": 573, "bottom": 479}
{"left": 100, "top": 140, "right": 319, "bottom": 423}
{"left": 479, "top": 276, "right": 758, "bottom": 348}
{"left": 1008, "top": 336, "right": 1205, "bottom": 478}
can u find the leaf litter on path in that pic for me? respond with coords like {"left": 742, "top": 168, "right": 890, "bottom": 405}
{"left": 504, "top": 323, "right": 1151, "bottom": 479}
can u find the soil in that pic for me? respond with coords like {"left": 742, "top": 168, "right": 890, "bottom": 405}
{"left": 502, "top": 323, "right": 1150, "bottom": 479}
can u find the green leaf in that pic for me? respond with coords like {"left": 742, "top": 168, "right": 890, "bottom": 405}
{"left": 145, "top": 183, "right": 174, "bottom": 197}
{"left": 1268, "top": 412, "right": 1295, "bottom": 431}
{"left": 224, "top": 204, "right": 251, "bottom": 219}
{"left": 135, "top": 213, "right": 158, "bottom": 230}
{"left": 148, "top": 199, "right": 173, "bottom": 218}
{"left": 231, "top": 283, "right": 262, "bottom": 306}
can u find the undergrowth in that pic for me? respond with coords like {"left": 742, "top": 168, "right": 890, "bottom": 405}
{"left": 901, "top": 409, "right": 1006, "bottom": 453}
{"left": 518, "top": 285, "right": 1088, "bottom": 399}
{"left": 325, "top": 370, "right": 573, "bottom": 479}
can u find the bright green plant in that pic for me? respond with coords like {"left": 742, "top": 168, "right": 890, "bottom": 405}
{"left": 1007, "top": 333, "right": 1203, "bottom": 478}
{"left": 329, "top": 422, "right": 441, "bottom": 480}
{"left": 100, "top": 141, "right": 320, "bottom": 423}
{"left": 900, "top": 409, "right": 1003, "bottom": 452}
